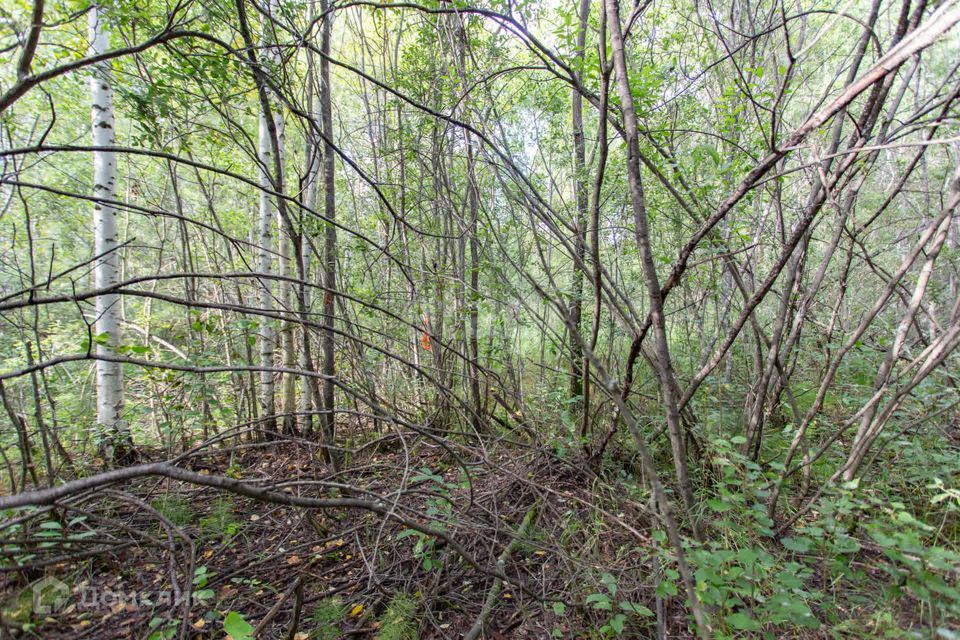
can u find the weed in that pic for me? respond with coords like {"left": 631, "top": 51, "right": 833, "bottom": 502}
{"left": 150, "top": 495, "right": 193, "bottom": 526}
{"left": 310, "top": 597, "right": 347, "bottom": 640}
{"left": 199, "top": 497, "right": 242, "bottom": 542}
{"left": 375, "top": 593, "right": 417, "bottom": 640}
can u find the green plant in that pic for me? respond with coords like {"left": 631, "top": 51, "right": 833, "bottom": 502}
{"left": 146, "top": 616, "right": 179, "bottom": 640}
{"left": 864, "top": 503, "right": 960, "bottom": 618}
{"left": 199, "top": 497, "right": 242, "bottom": 542}
{"left": 310, "top": 597, "right": 347, "bottom": 640}
{"left": 391, "top": 468, "right": 457, "bottom": 572}
{"left": 192, "top": 566, "right": 215, "bottom": 603}
{"left": 396, "top": 527, "right": 441, "bottom": 571}
{"left": 375, "top": 593, "right": 417, "bottom": 640}
{"left": 151, "top": 495, "right": 193, "bottom": 527}
{"left": 223, "top": 611, "right": 254, "bottom": 640}
{"left": 584, "top": 573, "right": 653, "bottom": 637}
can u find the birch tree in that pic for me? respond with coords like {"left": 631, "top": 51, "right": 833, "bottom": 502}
{"left": 89, "top": 5, "right": 131, "bottom": 461}
{"left": 255, "top": 0, "right": 282, "bottom": 435}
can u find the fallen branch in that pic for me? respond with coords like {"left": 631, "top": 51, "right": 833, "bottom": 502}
{"left": 0, "top": 462, "right": 519, "bottom": 590}
{"left": 253, "top": 576, "right": 304, "bottom": 636}
{"left": 464, "top": 504, "right": 538, "bottom": 640}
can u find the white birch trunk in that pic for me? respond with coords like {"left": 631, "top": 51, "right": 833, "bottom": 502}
{"left": 257, "top": 101, "right": 277, "bottom": 431}
{"left": 256, "top": 0, "right": 282, "bottom": 433}
{"left": 89, "top": 6, "right": 127, "bottom": 457}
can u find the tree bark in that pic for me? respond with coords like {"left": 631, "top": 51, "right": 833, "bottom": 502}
{"left": 603, "top": 0, "right": 701, "bottom": 538}
{"left": 570, "top": 0, "right": 590, "bottom": 432}
{"left": 319, "top": 0, "right": 338, "bottom": 460}
{"left": 255, "top": 0, "right": 282, "bottom": 436}
{"left": 300, "top": 0, "right": 322, "bottom": 436}
{"left": 90, "top": 5, "right": 131, "bottom": 462}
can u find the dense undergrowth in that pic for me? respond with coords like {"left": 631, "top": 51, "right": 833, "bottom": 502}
{"left": 2, "top": 0, "right": 960, "bottom": 636}
{"left": 2, "top": 407, "right": 959, "bottom": 639}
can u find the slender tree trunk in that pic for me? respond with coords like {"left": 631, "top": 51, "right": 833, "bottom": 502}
{"left": 570, "top": 0, "right": 590, "bottom": 429}
{"left": 604, "top": 0, "right": 701, "bottom": 538}
{"left": 585, "top": 16, "right": 610, "bottom": 456}
{"left": 319, "top": 0, "right": 338, "bottom": 459}
{"left": 465, "top": 135, "right": 482, "bottom": 432}
{"left": 844, "top": 164, "right": 960, "bottom": 479}
{"left": 449, "top": 15, "right": 484, "bottom": 432}
{"left": 276, "top": 116, "right": 297, "bottom": 435}
{"left": 90, "top": 5, "right": 131, "bottom": 462}
{"left": 300, "top": 0, "right": 321, "bottom": 435}
{"left": 255, "top": 0, "right": 280, "bottom": 436}
{"left": 0, "top": 380, "right": 38, "bottom": 487}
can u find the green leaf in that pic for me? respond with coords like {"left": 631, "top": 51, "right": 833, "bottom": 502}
{"left": 832, "top": 534, "right": 861, "bottom": 554}
{"left": 726, "top": 612, "right": 760, "bottom": 631}
{"left": 782, "top": 536, "right": 813, "bottom": 553}
{"left": 224, "top": 611, "right": 254, "bottom": 640}
{"left": 655, "top": 580, "right": 678, "bottom": 597}
{"left": 552, "top": 602, "right": 566, "bottom": 616}
{"left": 609, "top": 613, "right": 626, "bottom": 635}
{"left": 707, "top": 498, "right": 733, "bottom": 512}
{"left": 585, "top": 593, "right": 612, "bottom": 610}
{"left": 619, "top": 602, "right": 654, "bottom": 616}
{"left": 601, "top": 572, "right": 617, "bottom": 596}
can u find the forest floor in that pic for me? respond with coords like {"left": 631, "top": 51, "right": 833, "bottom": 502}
{"left": 2, "top": 438, "right": 640, "bottom": 639}
{"left": 0, "top": 434, "right": 942, "bottom": 639}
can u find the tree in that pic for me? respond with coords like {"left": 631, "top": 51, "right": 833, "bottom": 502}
{"left": 604, "top": 0, "right": 701, "bottom": 538}
{"left": 253, "top": 0, "right": 283, "bottom": 436}
{"left": 2, "top": 0, "right": 960, "bottom": 636}
{"left": 319, "top": 0, "right": 338, "bottom": 459}
{"left": 569, "top": 0, "right": 590, "bottom": 434}
{"left": 89, "top": 4, "right": 132, "bottom": 462}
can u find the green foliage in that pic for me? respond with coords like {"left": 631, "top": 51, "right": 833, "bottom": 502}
{"left": 583, "top": 573, "right": 654, "bottom": 637}
{"left": 223, "top": 611, "right": 254, "bottom": 640}
{"left": 192, "top": 565, "right": 215, "bottom": 603}
{"left": 310, "top": 597, "right": 347, "bottom": 640}
{"left": 199, "top": 497, "right": 242, "bottom": 543}
{"left": 800, "top": 481, "right": 960, "bottom": 620}
{"left": 150, "top": 495, "right": 193, "bottom": 527}
{"left": 396, "top": 527, "right": 441, "bottom": 572}
{"left": 662, "top": 436, "right": 823, "bottom": 635}
{"left": 687, "top": 543, "right": 820, "bottom": 635}
{"left": 146, "top": 616, "right": 179, "bottom": 640}
{"left": 375, "top": 593, "right": 418, "bottom": 640}
{"left": 395, "top": 467, "right": 456, "bottom": 571}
